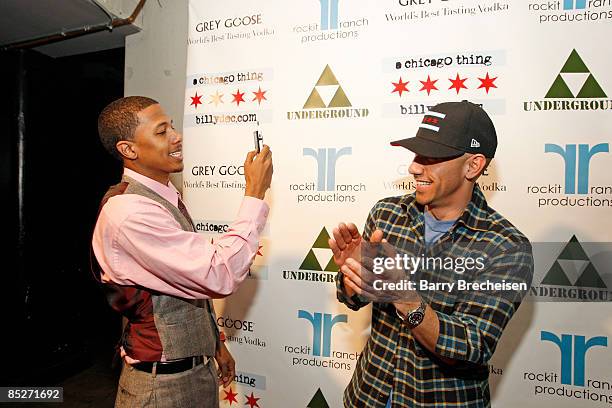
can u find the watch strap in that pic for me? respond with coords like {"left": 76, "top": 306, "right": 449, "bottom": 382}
{"left": 396, "top": 299, "right": 427, "bottom": 326}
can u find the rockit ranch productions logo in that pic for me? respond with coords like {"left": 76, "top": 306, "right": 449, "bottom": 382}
{"left": 288, "top": 147, "right": 366, "bottom": 204}
{"left": 185, "top": 68, "right": 273, "bottom": 127}
{"left": 287, "top": 65, "right": 369, "bottom": 120}
{"left": 385, "top": 0, "right": 509, "bottom": 23}
{"left": 522, "top": 330, "right": 611, "bottom": 405}
{"left": 530, "top": 236, "right": 612, "bottom": 301}
{"left": 185, "top": 163, "right": 246, "bottom": 191}
{"left": 282, "top": 309, "right": 359, "bottom": 372}
{"left": 523, "top": 49, "right": 611, "bottom": 112}
{"left": 189, "top": 13, "right": 274, "bottom": 45}
{"left": 527, "top": 0, "right": 612, "bottom": 24}
{"left": 526, "top": 142, "right": 612, "bottom": 208}
{"left": 282, "top": 227, "right": 339, "bottom": 284}
{"left": 291, "top": 0, "right": 368, "bottom": 44}
{"left": 220, "top": 370, "right": 267, "bottom": 407}
{"left": 382, "top": 50, "right": 507, "bottom": 119}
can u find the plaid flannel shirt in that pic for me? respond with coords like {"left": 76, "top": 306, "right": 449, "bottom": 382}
{"left": 337, "top": 185, "right": 533, "bottom": 407}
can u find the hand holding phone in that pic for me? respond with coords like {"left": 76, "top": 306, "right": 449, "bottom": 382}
{"left": 244, "top": 140, "right": 273, "bottom": 200}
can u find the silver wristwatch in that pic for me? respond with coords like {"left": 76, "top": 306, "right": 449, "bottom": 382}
{"left": 397, "top": 299, "right": 427, "bottom": 327}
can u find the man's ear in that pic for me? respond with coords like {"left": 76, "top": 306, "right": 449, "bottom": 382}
{"left": 465, "top": 154, "right": 487, "bottom": 180}
{"left": 116, "top": 140, "right": 137, "bottom": 160}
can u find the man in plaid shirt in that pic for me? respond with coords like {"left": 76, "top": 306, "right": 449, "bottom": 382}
{"left": 330, "top": 101, "right": 533, "bottom": 407}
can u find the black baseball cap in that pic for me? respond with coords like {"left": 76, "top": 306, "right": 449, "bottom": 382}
{"left": 391, "top": 101, "right": 497, "bottom": 158}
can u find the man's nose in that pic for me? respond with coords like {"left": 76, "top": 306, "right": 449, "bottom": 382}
{"left": 172, "top": 129, "right": 182, "bottom": 144}
{"left": 408, "top": 160, "right": 423, "bottom": 176}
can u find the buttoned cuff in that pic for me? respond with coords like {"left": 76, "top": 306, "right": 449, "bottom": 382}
{"left": 336, "top": 274, "right": 369, "bottom": 311}
{"left": 434, "top": 311, "right": 469, "bottom": 361}
{"left": 239, "top": 196, "right": 269, "bottom": 233}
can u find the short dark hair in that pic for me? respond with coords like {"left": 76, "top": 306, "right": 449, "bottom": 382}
{"left": 97, "top": 96, "right": 159, "bottom": 160}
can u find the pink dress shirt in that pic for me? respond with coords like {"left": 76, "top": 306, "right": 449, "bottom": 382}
{"left": 92, "top": 168, "right": 269, "bottom": 299}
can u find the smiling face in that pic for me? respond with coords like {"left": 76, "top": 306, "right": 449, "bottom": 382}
{"left": 408, "top": 154, "right": 473, "bottom": 218}
{"left": 120, "top": 104, "right": 183, "bottom": 184}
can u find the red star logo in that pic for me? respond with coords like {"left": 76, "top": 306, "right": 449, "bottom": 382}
{"left": 232, "top": 89, "right": 246, "bottom": 106}
{"left": 252, "top": 87, "right": 267, "bottom": 105}
{"left": 448, "top": 74, "right": 468, "bottom": 95}
{"left": 478, "top": 72, "right": 498, "bottom": 94}
{"left": 223, "top": 388, "right": 239, "bottom": 405}
{"left": 256, "top": 245, "right": 263, "bottom": 257}
{"left": 245, "top": 392, "right": 260, "bottom": 408}
{"left": 419, "top": 75, "right": 438, "bottom": 96}
{"left": 190, "top": 92, "right": 203, "bottom": 108}
{"left": 391, "top": 77, "right": 409, "bottom": 97}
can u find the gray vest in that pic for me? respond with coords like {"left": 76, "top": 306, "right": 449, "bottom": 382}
{"left": 123, "top": 175, "right": 219, "bottom": 359}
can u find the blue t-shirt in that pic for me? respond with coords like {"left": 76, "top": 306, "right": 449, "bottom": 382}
{"left": 424, "top": 210, "right": 456, "bottom": 246}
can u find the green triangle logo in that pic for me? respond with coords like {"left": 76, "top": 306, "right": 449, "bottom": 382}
{"left": 299, "top": 228, "right": 338, "bottom": 272}
{"left": 304, "top": 65, "right": 352, "bottom": 108}
{"left": 542, "top": 261, "right": 573, "bottom": 286}
{"left": 574, "top": 262, "right": 607, "bottom": 288}
{"left": 300, "top": 249, "right": 323, "bottom": 271}
{"left": 576, "top": 74, "right": 607, "bottom": 98}
{"left": 545, "top": 50, "right": 607, "bottom": 99}
{"left": 560, "top": 49, "right": 589, "bottom": 73}
{"left": 541, "top": 236, "right": 607, "bottom": 289}
{"left": 307, "top": 388, "right": 330, "bottom": 408}
{"left": 545, "top": 75, "right": 574, "bottom": 98}
{"left": 324, "top": 256, "right": 339, "bottom": 272}
{"left": 557, "top": 235, "right": 589, "bottom": 260}
{"left": 313, "top": 227, "right": 332, "bottom": 248}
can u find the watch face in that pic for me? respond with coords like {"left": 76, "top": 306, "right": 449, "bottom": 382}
{"left": 408, "top": 311, "right": 425, "bottom": 326}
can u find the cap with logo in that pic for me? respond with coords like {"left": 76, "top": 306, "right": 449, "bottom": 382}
{"left": 391, "top": 100, "right": 497, "bottom": 158}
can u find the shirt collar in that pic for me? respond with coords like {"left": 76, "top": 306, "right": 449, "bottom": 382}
{"left": 400, "top": 183, "right": 490, "bottom": 232}
{"left": 455, "top": 184, "right": 490, "bottom": 232}
{"left": 123, "top": 168, "right": 180, "bottom": 207}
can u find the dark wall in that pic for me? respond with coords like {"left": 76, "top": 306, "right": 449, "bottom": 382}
{"left": 0, "top": 47, "right": 125, "bottom": 385}
{"left": 0, "top": 51, "right": 22, "bottom": 382}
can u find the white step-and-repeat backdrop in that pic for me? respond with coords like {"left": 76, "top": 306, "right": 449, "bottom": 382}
{"left": 182, "top": 1, "right": 612, "bottom": 406}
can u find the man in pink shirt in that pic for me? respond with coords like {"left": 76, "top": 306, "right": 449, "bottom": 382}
{"left": 92, "top": 96, "right": 272, "bottom": 407}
